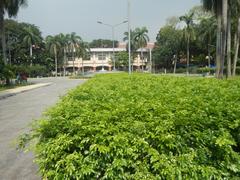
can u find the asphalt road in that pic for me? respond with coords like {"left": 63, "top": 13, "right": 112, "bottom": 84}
{"left": 0, "top": 77, "right": 86, "bottom": 180}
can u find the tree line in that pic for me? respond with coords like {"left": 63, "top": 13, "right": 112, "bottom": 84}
{"left": 153, "top": 1, "right": 240, "bottom": 78}
{"left": 1, "top": 0, "right": 240, "bottom": 81}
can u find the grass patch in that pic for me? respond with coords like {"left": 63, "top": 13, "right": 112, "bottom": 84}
{"left": 20, "top": 74, "right": 240, "bottom": 179}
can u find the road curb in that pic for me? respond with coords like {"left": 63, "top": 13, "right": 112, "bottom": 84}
{"left": 0, "top": 83, "right": 52, "bottom": 100}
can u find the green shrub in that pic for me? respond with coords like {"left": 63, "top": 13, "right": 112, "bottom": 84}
{"left": 0, "top": 59, "right": 14, "bottom": 82}
{"left": 12, "top": 65, "right": 48, "bottom": 77}
{"left": 235, "top": 67, "right": 240, "bottom": 75}
{"left": 23, "top": 74, "right": 240, "bottom": 179}
{"left": 197, "top": 67, "right": 215, "bottom": 74}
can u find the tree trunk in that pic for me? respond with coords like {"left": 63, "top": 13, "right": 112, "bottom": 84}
{"left": 30, "top": 44, "right": 33, "bottom": 66}
{"left": 54, "top": 46, "right": 58, "bottom": 77}
{"left": 208, "top": 44, "right": 211, "bottom": 68}
{"left": 141, "top": 48, "right": 144, "bottom": 71}
{"left": 149, "top": 48, "right": 152, "bottom": 73}
{"left": 216, "top": 4, "right": 222, "bottom": 78}
{"left": 63, "top": 48, "right": 66, "bottom": 77}
{"left": 220, "top": 0, "right": 228, "bottom": 79}
{"left": 82, "top": 58, "right": 84, "bottom": 76}
{"left": 233, "top": 18, "right": 240, "bottom": 76}
{"left": 72, "top": 45, "right": 75, "bottom": 74}
{"left": 234, "top": 30, "right": 237, "bottom": 54}
{"left": 187, "top": 33, "right": 190, "bottom": 75}
{"left": 173, "top": 55, "right": 177, "bottom": 74}
{"left": 226, "top": 7, "right": 231, "bottom": 78}
{"left": 0, "top": 9, "right": 7, "bottom": 65}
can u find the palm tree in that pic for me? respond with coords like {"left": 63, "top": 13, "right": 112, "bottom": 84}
{"left": 133, "top": 27, "right": 150, "bottom": 71}
{"left": 201, "top": 0, "right": 228, "bottom": 79}
{"left": 57, "top": 33, "right": 70, "bottom": 76}
{"left": 76, "top": 41, "right": 89, "bottom": 76}
{"left": 180, "top": 12, "right": 195, "bottom": 75}
{"left": 0, "top": 0, "right": 27, "bottom": 65}
{"left": 46, "top": 35, "right": 61, "bottom": 77}
{"left": 233, "top": 18, "right": 240, "bottom": 76}
{"left": 123, "top": 30, "right": 138, "bottom": 71}
{"left": 22, "top": 25, "right": 41, "bottom": 66}
{"left": 69, "top": 32, "right": 82, "bottom": 74}
{"left": 198, "top": 17, "right": 217, "bottom": 68}
{"left": 231, "top": 0, "right": 240, "bottom": 76}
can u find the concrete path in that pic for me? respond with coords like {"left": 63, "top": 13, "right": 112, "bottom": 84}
{"left": 0, "top": 83, "right": 52, "bottom": 100}
{"left": 0, "top": 77, "right": 86, "bottom": 180}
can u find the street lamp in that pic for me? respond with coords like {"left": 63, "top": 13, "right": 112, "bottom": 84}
{"left": 97, "top": 20, "right": 128, "bottom": 71}
{"left": 128, "top": 0, "right": 131, "bottom": 74}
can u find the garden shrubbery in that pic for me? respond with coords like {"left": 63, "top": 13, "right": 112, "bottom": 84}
{"left": 24, "top": 74, "right": 240, "bottom": 179}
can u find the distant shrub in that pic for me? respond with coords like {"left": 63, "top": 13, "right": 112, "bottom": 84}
{"left": 21, "top": 74, "right": 240, "bottom": 179}
{"left": 12, "top": 65, "right": 48, "bottom": 77}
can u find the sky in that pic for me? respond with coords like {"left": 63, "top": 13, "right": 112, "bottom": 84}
{"left": 15, "top": 0, "right": 200, "bottom": 42}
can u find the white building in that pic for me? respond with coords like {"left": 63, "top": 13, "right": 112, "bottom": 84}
{"left": 66, "top": 43, "right": 154, "bottom": 72}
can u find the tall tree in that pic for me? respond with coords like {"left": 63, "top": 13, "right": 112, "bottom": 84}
{"left": 22, "top": 25, "right": 41, "bottom": 66}
{"left": 123, "top": 30, "right": 138, "bottom": 53}
{"left": 123, "top": 30, "right": 138, "bottom": 71}
{"left": 180, "top": 12, "right": 195, "bottom": 75}
{"left": 46, "top": 35, "right": 61, "bottom": 77}
{"left": 57, "top": 33, "right": 70, "bottom": 76}
{"left": 133, "top": 27, "right": 150, "bottom": 71}
{"left": 0, "top": 0, "right": 27, "bottom": 64}
{"left": 198, "top": 16, "right": 217, "bottom": 68}
{"left": 75, "top": 41, "right": 89, "bottom": 75}
{"left": 221, "top": 0, "right": 228, "bottom": 78}
{"left": 69, "top": 32, "right": 82, "bottom": 74}
{"left": 232, "top": 0, "right": 240, "bottom": 76}
{"left": 226, "top": 2, "right": 231, "bottom": 77}
{"left": 202, "top": 0, "right": 229, "bottom": 79}
{"left": 153, "top": 25, "right": 182, "bottom": 70}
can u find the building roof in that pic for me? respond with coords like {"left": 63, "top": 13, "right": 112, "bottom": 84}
{"left": 117, "top": 42, "right": 155, "bottom": 50}
{"left": 90, "top": 48, "right": 126, "bottom": 52}
{"left": 89, "top": 42, "right": 155, "bottom": 53}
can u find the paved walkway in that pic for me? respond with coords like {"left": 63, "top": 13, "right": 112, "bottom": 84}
{"left": 0, "top": 83, "right": 52, "bottom": 100}
{"left": 0, "top": 77, "right": 86, "bottom": 180}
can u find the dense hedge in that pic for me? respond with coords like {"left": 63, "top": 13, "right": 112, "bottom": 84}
{"left": 26, "top": 74, "right": 240, "bottom": 179}
{"left": 12, "top": 65, "right": 48, "bottom": 77}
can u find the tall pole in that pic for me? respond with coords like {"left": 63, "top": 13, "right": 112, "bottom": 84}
{"left": 150, "top": 48, "right": 152, "bottom": 73}
{"left": 101, "top": 39, "right": 104, "bottom": 71}
{"left": 112, "top": 26, "right": 116, "bottom": 70}
{"left": 97, "top": 21, "right": 127, "bottom": 71}
{"left": 128, "top": 0, "right": 131, "bottom": 74}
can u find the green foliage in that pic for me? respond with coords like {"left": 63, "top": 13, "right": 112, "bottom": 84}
{"left": 12, "top": 65, "right": 48, "bottom": 77}
{"left": 0, "top": 59, "right": 14, "bottom": 80}
{"left": 153, "top": 7, "right": 217, "bottom": 70}
{"left": 153, "top": 26, "right": 182, "bottom": 67}
{"left": 23, "top": 74, "right": 240, "bottom": 179}
{"left": 3, "top": 19, "right": 50, "bottom": 68}
{"left": 115, "top": 52, "right": 129, "bottom": 69}
{"left": 197, "top": 67, "right": 215, "bottom": 74}
{"left": 89, "top": 39, "right": 118, "bottom": 48}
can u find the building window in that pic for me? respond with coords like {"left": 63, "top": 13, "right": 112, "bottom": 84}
{"left": 98, "top": 53, "right": 106, "bottom": 60}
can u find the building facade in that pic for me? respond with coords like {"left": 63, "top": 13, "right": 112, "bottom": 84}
{"left": 66, "top": 43, "right": 154, "bottom": 73}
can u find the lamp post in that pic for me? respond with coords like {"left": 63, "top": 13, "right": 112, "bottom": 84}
{"left": 128, "top": 0, "right": 131, "bottom": 74}
{"left": 97, "top": 20, "right": 128, "bottom": 71}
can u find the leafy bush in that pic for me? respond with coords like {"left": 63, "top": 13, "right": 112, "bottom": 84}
{"left": 12, "top": 65, "right": 48, "bottom": 77}
{"left": 0, "top": 59, "right": 14, "bottom": 83}
{"left": 28, "top": 65, "right": 48, "bottom": 77}
{"left": 197, "top": 67, "right": 215, "bottom": 74}
{"left": 235, "top": 67, "right": 240, "bottom": 75}
{"left": 23, "top": 74, "right": 240, "bottom": 179}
